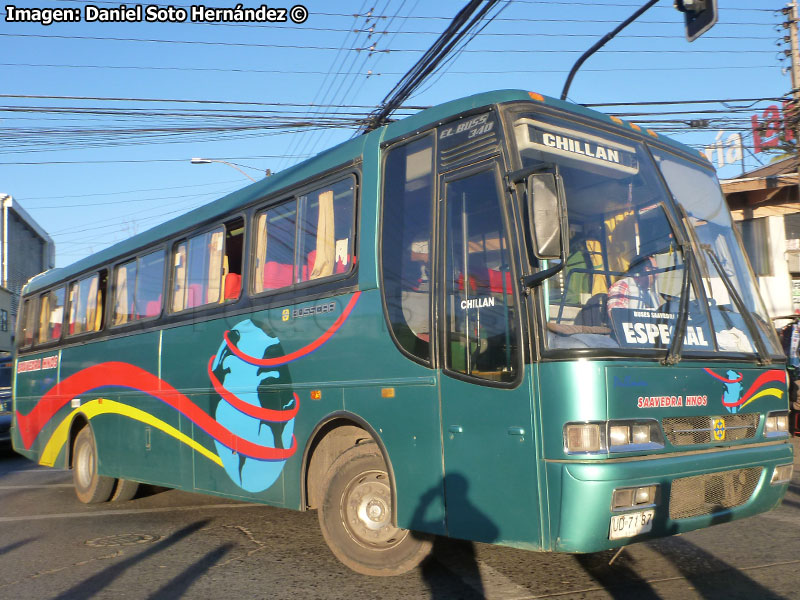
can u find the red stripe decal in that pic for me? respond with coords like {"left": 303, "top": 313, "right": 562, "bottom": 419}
{"left": 224, "top": 291, "right": 361, "bottom": 366}
{"left": 207, "top": 356, "right": 299, "bottom": 422}
{"left": 15, "top": 362, "right": 296, "bottom": 460}
{"left": 703, "top": 368, "right": 743, "bottom": 384}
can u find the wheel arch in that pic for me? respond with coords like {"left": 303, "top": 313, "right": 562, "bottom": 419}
{"left": 67, "top": 413, "right": 90, "bottom": 469}
{"left": 301, "top": 411, "right": 397, "bottom": 521}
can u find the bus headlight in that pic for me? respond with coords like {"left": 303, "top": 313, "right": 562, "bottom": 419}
{"left": 564, "top": 420, "right": 664, "bottom": 454}
{"left": 765, "top": 411, "right": 789, "bottom": 437}
{"left": 607, "top": 420, "right": 664, "bottom": 452}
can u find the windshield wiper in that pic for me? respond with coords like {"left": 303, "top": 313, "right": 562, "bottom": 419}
{"left": 663, "top": 244, "right": 692, "bottom": 366}
{"left": 702, "top": 245, "right": 771, "bottom": 365}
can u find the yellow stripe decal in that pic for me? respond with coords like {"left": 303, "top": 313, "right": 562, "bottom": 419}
{"left": 39, "top": 399, "right": 223, "bottom": 468}
{"left": 739, "top": 387, "right": 784, "bottom": 410}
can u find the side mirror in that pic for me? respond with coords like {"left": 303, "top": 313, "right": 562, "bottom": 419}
{"left": 527, "top": 172, "right": 566, "bottom": 260}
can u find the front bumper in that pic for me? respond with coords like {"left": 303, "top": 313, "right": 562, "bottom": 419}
{"left": 547, "top": 440, "right": 793, "bottom": 552}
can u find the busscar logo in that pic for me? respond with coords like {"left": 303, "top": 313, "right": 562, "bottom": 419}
{"left": 290, "top": 302, "right": 336, "bottom": 320}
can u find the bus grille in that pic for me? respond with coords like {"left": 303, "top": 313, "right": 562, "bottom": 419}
{"left": 662, "top": 414, "right": 760, "bottom": 446}
{"left": 669, "top": 467, "right": 763, "bottom": 520}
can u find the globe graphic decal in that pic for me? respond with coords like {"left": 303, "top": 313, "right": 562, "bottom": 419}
{"left": 211, "top": 319, "right": 297, "bottom": 492}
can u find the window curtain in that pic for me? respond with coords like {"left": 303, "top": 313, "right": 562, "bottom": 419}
{"left": 310, "top": 189, "right": 335, "bottom": 279}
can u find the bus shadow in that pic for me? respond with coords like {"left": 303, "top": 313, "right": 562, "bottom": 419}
{"left": 654, "top": 535, "right": 784, "bottom": 600}
{"left": 779, "top": 497, "right": 800, "bottom": 510}
{"left": 573, "top": 551, "right": 663, "bottom": 600}
{"left": 421, "top": 538, "right": 486, "bottom": 600}
{"left": 134, "top": 483, "right": 171, "bottom": 500}
{"left": 147, "top": 543, "right": 234, "bottom": 599}
{"left": 51, "top": 519, "right": 211, "bottom": 600}
{"left": 0, "top": 446, "right": 19, "bottom": 460}
{"left": 414, "top": 473, "right": 499, "bottom": 599}
{"left": 0, "top": 537, "right": 38, "bottom": 557}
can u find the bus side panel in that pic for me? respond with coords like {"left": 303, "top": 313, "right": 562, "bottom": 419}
{"left": 13, "top": 348, "right": 62, "bottom": 463}
{"left": 158, "top": 296, "right": 355, "bottom": 506}
{"left": 161, "top": 316, "right": 284, "bottom": 503}
{"left": 337, "top": 291, "right": 446, "bottom": 535}
{"left": 59, "top": 333, "right": 178, "bottom": 485}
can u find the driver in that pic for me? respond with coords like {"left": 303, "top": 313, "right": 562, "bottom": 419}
{"left": 607, "top": 254, "right": 661, "bottom": 314}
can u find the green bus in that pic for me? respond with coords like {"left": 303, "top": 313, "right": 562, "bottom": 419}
{"left": 12, "top": 90, "right": 793, "bottom": 576}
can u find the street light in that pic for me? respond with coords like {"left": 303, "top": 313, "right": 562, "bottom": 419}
{"left": 190, "top": 157, "right": 257, "bottom": 182}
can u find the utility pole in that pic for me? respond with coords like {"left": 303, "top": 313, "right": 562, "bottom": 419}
{"left": 787, "top": 1, "right": 800, "bottom": 199}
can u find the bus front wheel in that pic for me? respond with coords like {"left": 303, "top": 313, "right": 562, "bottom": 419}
{"left": 317, "top": 442, "right": 432, "bottom": 576}
{"left": 73, "top": 426, "right": 115, "bottom": 504}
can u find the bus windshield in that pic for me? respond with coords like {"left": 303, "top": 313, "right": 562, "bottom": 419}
{"left": 513, "top": 112, "right": 779, "bottom": 357}
{"left": 652, "top": 149, "right": 782, "bottom": 357}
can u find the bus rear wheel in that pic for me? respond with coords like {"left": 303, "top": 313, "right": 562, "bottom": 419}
{"left": 317, "top": 442, "right": 432, "bottom": 576}
{"left": 111, "top": 479, "right": 140, "bottom": 502}
{"left": 73, "top": 425, "right": 115, "bottom": 504}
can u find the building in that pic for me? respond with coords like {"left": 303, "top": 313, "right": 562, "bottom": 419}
{"left": 720, "top": 157, "right": 799, "bottom": 318}
{"left": 0, "top": 194, "right": 55, "bottom": 338}
{"left": 0, "top": 286, "right": 10, "bottom": 353}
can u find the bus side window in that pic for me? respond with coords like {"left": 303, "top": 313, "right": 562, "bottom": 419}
{"left": 20, "top": 297, "right": 37, "bottom": 347}
{"left": 113, "top": 250, "right": 164, "bottom": 325}
{"left": 253, "top": 201, "right": 297, "bottom": 293}
{"left": 297, "top": 178, "right": 355, "bottom": 283}
{"left": 68, "top": 271, "right": 105, "bottom": 335}
{"left": 133, "top": 250, "right": 165, "bottom": 319}
{"left": 381, "top": 135, "right": 434, "bottom": 363}
{"left": 113, "top": 260, "right": 136, "bottom": 325}
{"left": 222, "top": 217, "right": 244, "bottom": 302}
{"left": 171, "top": 229, "right": 223, "bottom": 312}
{"left": 37, "top": 287, "right": 65, "bottom": 343}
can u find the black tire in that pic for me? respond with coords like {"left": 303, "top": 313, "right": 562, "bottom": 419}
{"left": 72, "top": 425, "right": 115, "bottom": 504}
{"left": 110, "top": 479, "right": 140, "bottom": 502}
{"left": 317, "top": 442, "right": 432, "bottom": 576}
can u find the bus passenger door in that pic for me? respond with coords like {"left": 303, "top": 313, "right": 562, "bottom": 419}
{"left": 437, "top": 163, "right": 540, "bottom": 546}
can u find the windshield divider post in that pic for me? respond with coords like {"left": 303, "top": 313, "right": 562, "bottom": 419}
{"left": 662, "top": 247, "right": 692, "bottom": 366}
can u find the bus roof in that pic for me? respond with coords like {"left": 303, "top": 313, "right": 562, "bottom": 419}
{"left": 24, "top": 89, "right": 706, "bottom": 295}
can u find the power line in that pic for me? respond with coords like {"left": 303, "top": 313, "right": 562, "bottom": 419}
{"left": 1, "top": 155, "right": 312, "bottom": 165}
{"left": 365, "top": 0, "right": 504, "bottom": 131}
{"left": 20, "top": 177, "right": 242, "bottom": 201}
{"left": 0, "top": 93, "right": 427, "bottom": 110}
{"left": 586, "top": 97, "right": 789, "bottom": 107}
{"left": 0, "top": 31, "right": 778, "bottom": 53}
{"left": 0, "top": 61, "right": 779, "bottom": 75}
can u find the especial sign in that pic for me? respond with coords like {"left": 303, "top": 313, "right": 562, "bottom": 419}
{"left": 610, "top": 309, "right": 711, "bottom": 349}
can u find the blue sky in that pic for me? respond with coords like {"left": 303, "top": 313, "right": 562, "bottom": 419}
{"left": 0, "top": 0, "right": 789, "bottom": 267}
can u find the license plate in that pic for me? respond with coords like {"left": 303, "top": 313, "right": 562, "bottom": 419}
{"left": 609, "top": 509, "right": 654, "bottom": 540}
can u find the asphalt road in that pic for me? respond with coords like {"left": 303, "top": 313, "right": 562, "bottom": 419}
{"left": 0, "top": 440, "right": 798, "bottom": 600}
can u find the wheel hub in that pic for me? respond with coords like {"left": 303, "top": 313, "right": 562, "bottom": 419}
{"left": 76, "top": 442, "right": 94, "bottom": 488}
{"left": 342, "top": 470, "right": 407, "bottom": 549}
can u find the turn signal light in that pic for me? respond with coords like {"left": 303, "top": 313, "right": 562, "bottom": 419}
{"left": 771, "top": 464, "right": 793, "bottom": 485}
{"left": 612, "top": 485, "right": 658, "bottom": 510}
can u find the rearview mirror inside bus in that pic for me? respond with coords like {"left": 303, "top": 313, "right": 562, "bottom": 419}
{"left": 527, "top": 172, "right": 563, "bottom": 260}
